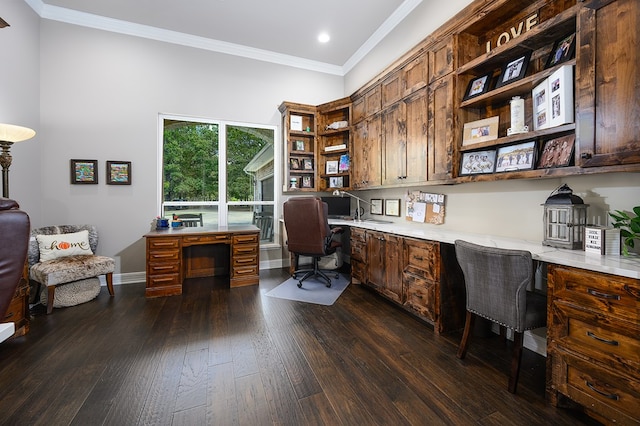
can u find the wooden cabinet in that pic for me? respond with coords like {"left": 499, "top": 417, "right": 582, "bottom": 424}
{"left": 382, "top": 102, "right": 407, "bottom": 186}
{"left": 366, "top": 231, "right": 403, "bottom": 303}
{"left": 278, "top": 102, "right": 317, "bottom": 192}
{"left": 428, "top": 75, "right": 455, "bottom": 181}
{"left": 349, "top": 227, "right": 367, "bottom": 285}
{"left": 352, "top": 84, "right": 382, "bottom": 124}
{"left": 146, "top": 236, "right": 182, "bottom": 297}
{"left": 352, "top": 115, "right": 382, "bottom": 189}
{"left": 429, "top": 35, "right": 456, "bottom": 83}
{"left": 575, "top": 0, "right": 640, "bottom": 168}
{"left": 317, "top": 98, "right": 352, "bottom": 191}
{"left": 3, "top": 263, "right": 30, "bottom": 338}
{"left": 547, "top": 264, "right": 640, "bottom": 425}
{"left": 403, "top": 237, "right": 440, "bottom": 323}
{"left": 231, "top": 232, "right": 259, "bottom": 287}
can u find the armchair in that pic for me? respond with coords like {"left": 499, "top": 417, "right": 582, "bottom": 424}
{"left": 28, "top": 225, "right": 115, "bottom": 314}
{"left": 283, "top": 197, "right": 343, "bottom": 288}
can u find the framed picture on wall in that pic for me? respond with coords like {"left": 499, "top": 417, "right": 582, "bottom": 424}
{"left": 106, "top": 161, "right": 131, "bottom": 185}
{"left": 385, "top": 199, "right": 401, "bottom": 217}
{"left": 495, "top": 141, "right": 536, "bottom": 172}
{"left": 370, "top": 199, "right": 383, "bottom": 215}
{"left": 70, "top": 159, "right": 98, "bottom": 184}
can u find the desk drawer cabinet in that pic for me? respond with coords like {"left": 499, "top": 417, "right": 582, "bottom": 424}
{"left": 547, "top": 264, "right": 640, "bottom": 425}
{"left": 350, "top": 227, "right": 367, "bottom": 284}
{"left": 403, "top": 238, "right": 439, "bottom": 324}
{"left": 146, "top": 237, "right": 182, "bottom": 297}
{"left": 231, "top": 232, "right": 259, "bottom": 287}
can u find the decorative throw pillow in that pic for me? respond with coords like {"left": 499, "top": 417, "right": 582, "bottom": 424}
{"left": 36, "top": 230, "right": 94, "bottom": 262}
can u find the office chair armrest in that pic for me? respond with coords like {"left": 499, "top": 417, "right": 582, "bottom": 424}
{"left": 330, "top": 226, "right": 344, "bottom": 235}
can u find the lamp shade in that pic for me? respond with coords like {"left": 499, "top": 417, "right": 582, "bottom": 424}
{"left": 0, "top": 124, "right": 36, "bottom": 143}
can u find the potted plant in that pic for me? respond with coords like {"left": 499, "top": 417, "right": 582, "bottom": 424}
{"left": 609, "top": 206, "right": 640, "bottom": 256}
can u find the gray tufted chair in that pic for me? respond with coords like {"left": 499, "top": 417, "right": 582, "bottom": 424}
{"left": 454, "top": 239, "right": 547, "bottom": 394}
{"left": 28, "top": 225, "right": 115, "bottom": 314}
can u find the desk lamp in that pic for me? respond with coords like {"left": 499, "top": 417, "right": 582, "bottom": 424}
{"left": 332, "top": 190, "right": 370, "bottom": 222}
{"left": 0, "top": 123, "right": 36, "bottom": 198}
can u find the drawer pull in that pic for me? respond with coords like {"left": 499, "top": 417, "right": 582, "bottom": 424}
{"left": 586, "top": 288, "right": 620, "bottom": 300}
{"left": 5, "top": 311, "right": 14, "bottom": 319}
{"left": 414, "top": 256, "right": 424, "bottom": 261}
{"left": 586, "top": 381, "right": 619, "bottom": 401}
{"left": 586, "top": 331, "right": 619, "bottom": 346}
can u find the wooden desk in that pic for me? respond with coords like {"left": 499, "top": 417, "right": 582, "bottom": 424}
{"left": 144, "top": 225, "right": 260, "bottom": 297}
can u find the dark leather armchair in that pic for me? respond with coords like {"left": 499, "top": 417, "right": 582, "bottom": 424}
{"left": 283, "top": 197, "right": 343, "bottom": 288}
{"left": 0, "top": 198, "right": 30, "bottom": 323}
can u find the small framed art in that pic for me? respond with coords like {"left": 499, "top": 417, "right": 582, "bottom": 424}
{"left": 370, "top": 199, "right": 383, "bottom": 215}
{"left": 462, "top": 116, "right": 499, "bottom": 146}
{"left": 70, "top": 159, "right": 98, "bottom": 184}
{"left": 290, "top": 158, "right": 300, "bottom": 169}
{"left": 338, "top": 154, "right": 350, "bottom": 171}
{"left": 495, "top": 141, "right": 536, "bottom": 172}
{"left": 293, "top": 140, "right": 305, "bottom": 151}
{"left": 548, "top": 64, "right": 574, "bottom": 127}
{"left": 303, "top": 158, "right": 313, "bottom": 170}
{"left": 538, "top": 134, "right": 575, "bottom": 169}
{"left": 329, "top": 176, "right": 343, "bottom": 188}
{"left": 326, "top": 160, "right": 339, "bottom": 174}
{"left": 462, "top": 73, "right": 492, "bottom": 101}
{"left": 301, "top": 176, "right": 313, "bottom": 188}
{"left": 459, "top": 150, "right": 496, "bottom": 175}
{"left": 385, "top": 199, "right": 401, "bottom": 217}
{"left": 532, "top": 79, "right": 549, "bottom": 131}
{"left": 545, "top": 33, "right": 576, "bottom": 69}
{"left": 496, "top": 52, "right": 531, "bottom": 88}
{"left": 106, "top": 161, "right": 131, "bottom": 185}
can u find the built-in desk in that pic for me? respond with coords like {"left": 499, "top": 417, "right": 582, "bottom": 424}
{"left": 144, "top": 225, "right": 260, "bottom": 297}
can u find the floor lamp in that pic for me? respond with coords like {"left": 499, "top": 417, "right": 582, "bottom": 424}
{"left": 0, "top": 123, "right": 36, "bottom": 198}
{"left": 332, "top": 190, "right": 371, "bottom": 222}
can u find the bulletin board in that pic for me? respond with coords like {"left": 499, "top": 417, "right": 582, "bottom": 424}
{"left": 404, "top": 190, "right": 446, "bottom": 225}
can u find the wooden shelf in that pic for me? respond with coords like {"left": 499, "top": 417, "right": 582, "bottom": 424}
{"left": 459, "top": 123, "right": 575, "bottom": 152}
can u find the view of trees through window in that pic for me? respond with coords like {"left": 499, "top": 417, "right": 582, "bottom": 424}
{"left": 161, "top": 116, "right": 276, "bottom": 243}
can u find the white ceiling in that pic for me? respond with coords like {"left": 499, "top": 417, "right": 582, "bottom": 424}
{"left": 26, "top": 0, "right": 422, "bottom": 75}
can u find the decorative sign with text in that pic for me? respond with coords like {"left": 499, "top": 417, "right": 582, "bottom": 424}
{"left": 485, "top": 13, "right": 539, "bottom": 53}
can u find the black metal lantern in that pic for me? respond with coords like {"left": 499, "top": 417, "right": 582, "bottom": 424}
{"left": 542, "top": 184, "right": 589, "bottom": 249}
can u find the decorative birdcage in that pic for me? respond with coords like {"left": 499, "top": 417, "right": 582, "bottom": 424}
{"left": 542, "top": 184, "right": 589, "bottom": 250}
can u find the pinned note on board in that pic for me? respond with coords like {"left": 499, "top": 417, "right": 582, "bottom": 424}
{"left": 405, "top": 190, "right": 446, "bottom": 224}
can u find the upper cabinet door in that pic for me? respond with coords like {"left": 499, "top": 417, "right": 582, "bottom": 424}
{"left": 576, "top": 0, "right": 640, "bottom": 167}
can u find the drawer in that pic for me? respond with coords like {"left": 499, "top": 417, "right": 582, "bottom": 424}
{"left": 403, "top": 238, "right": 439, "bottom": 281}
{"left": 233, "top": 243, "right": 258, "bottom": 256}
{"left": 233, "top": 233, "right": 259, "bottom": 245}
{"left": 233, "top": 265, "right": 258, "bottom": 277}
{"left": 568, "top": 316, "right": 640, "bottom": 367}
{"left": 148, "top": 237, "right": 180, "bottom": 250}
{"left": 557, "top": 352, "right": 640, "bottom": 424}
{"left": 550, "top": 265, "right": 639, "bottom": 321}
{"left": 351, "top": 241, "right": 367, "bottom": 262}
{"left": 147, "top": 273, "right": 181, "bottom": 288}
{"left": 148, "top": 262, "right": 181, "bottom": 275}
{"left": 351, "top": 259, "right": 366, "bottom": 283}
{"left": 148, "top": 250, "right": 180, "bottom": 262}
{"left": 233, "top": 255, "right": 257, "bottom": 268}
{"left": 183, "top": 234, "right": 230, "bottom": 245}
{"left": 350, "top": 227, "right": 366, "bottom": 243}
{"left": 403, "top": 273, "right": 437, "bottom": 322}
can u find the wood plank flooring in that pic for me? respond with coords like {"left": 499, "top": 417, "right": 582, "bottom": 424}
{"left": 0, "top": 268, "right": 599, "bottom": 425}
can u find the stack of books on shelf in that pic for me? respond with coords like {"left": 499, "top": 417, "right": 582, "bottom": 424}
{"left": 324, "top": 144, "right": 346, "bottom": 152}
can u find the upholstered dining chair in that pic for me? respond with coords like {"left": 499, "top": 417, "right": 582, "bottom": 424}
{"left": 283, "top": 196, "right": 343, "bottom": 288}
{"left": 454, "top": 239, "right": 547, "bottom": 394}
{"left": 28, "top": 225, "right": 115, "bottom": 314}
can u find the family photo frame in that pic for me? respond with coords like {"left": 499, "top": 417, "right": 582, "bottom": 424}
{"left": 545, "top": 33, "right": 576, "bottom": 69}
{"left": 462, "top": 116, "right": 499, "bottom": 146}
{"left": 538, "top": 134, "right": 575, "bottom": 169}
{"left": 459, "top": 150, "right": 496, "bottom": 175}
{"left": 462, "top": 73, "right": 492, "bottom": 101}
{"left": 496, "top": 52, "right": 531, "bottom": 88}
{"left": 495, "top": 141, "right": 536, "bottom": 172}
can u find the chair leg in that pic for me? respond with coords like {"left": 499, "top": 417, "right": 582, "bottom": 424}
{"left": 508, "top": 331, "right": 524, "bottom": 393}
{"left": 46, "top": 285, "right": 56, "bottom": 315}
{"left": 457, "top": 311, "right": 475, "bottom": 359}
{"left": 106, "top": 272, "right": 115, "bottom": 296}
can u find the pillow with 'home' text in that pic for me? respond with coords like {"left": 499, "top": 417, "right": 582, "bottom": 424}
{"left": 36, "top": 230, "right": 94, "bottom": 262}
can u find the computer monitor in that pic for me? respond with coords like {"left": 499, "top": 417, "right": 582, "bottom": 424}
{"left": 321, "top": 196, "right": 351, "bottom": 218}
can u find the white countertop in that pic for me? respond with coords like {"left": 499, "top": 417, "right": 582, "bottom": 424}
{"left": 0, "top": 322, "right": 15, "bottom": 343}
{"left": 329, "top": 219, "right": 640, "bottom": 279}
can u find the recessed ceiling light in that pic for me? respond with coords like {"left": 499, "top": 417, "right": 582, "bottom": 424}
{"left": 318, "top": 32, "right": 330, "bottom": 43}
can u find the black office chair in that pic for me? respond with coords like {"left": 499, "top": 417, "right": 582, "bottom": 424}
{"left": 283, "top": 197, "right": 343, "bottom": 288}
{"left": 176, "top": 213, "right": 203, "bottom": 227}
{"left": 454, "top": 240, "right": 547, "bottom": 394}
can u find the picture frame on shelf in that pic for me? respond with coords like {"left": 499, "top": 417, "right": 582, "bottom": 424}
{"left": 385, "top": 199, "right": 401, "bottom": 217}
{"left": 106, "top": 160, "right": 131, "bottom": 185}
{"left": 370, "top": 199, "right": 383, "bottom": 215}
{"left": 538, "top": 134, "right": 575, "bottom": 169}
{"left": 293, "top": 140, "right": 305, "bottom": 151}
{"left": 290, "top": 158, "right": 300, "bottom": 170}
{"left": 303, "top": 158, "right": 313, "bottom": 170}
{"left": 495, "top": 141, "right": 536, "bottom": 172}
{"left": 462, "top": 73, "right": 492, "bottom": 101}
{"left": 545, "top": 33, "right": 576, "bottom": 69}
{"left": 548, "top": 64, "right": 574, "bottom": 128}
{"left": 338, "top": 154, "right": 350, "bottom": 171}
{"left": 70, "top": 159, "right": 98, "bottom": 184}
{"left": 329, "top": 176, "right": 343, "bottom": 188}
{"left": 301, "top": 176, "right": 313, "bottom": 188}
{"left": 326, "top": 160, "right": 339, "bottom": 174}
{"left": 495, "top": 52, "right": 531, "bottom": 88}
{"left": 290, "top": 115, "right": 303, "bottom": 131}
{"left": 462, "top": 116, "right": 499, "bottom": 146}
{"left": 532, "top": 78, "right": 549, "bottom": 131}
{"left": 459, "top": 150, "right": 496, "bottom": 175}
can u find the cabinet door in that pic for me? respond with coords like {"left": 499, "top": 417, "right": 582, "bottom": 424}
{"left": 367, "top": 231, "right": 385, "bottom": 289}
{"left": 427, "top": 75, "right": 454, "bottom": 181}
{"left": 429, "top": 36, "right": 455, "bottom": 83}
{"left": 382, "top": 234, "right": 404, "bottom": 303}
{"left": 382, "top": 71, "right": 404, "bottom": 109}
{"left": 402, "top": 54, "right": 428, "bottom": 98}
{"left": 382, "top": 102, "right": 407, "bottom": 186}
{"left": 353, "top": 116, "right": 382, "bottom": 189}
{"left": 576, "top": 0, "right": 640, "bottom": 167}
{"left": 404, "top": 88, "right": 428, "bottom": 184}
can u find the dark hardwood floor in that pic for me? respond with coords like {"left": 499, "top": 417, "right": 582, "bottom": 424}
{"left": 0, "top": 268, "right": 599, "bottom": 425}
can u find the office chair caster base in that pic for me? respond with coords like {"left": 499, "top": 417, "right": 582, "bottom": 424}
{"left": 297, "top": 282, "right": 302, "bottom": 288}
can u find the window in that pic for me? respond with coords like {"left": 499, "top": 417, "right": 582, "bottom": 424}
{"left": 159, "top": 115, "right": 277, "bottom": 244}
